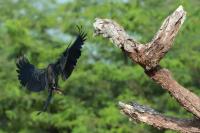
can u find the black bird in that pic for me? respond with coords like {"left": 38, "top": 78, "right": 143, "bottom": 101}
{"left": 16, "top": 27, "right": 86, "bottom": 114}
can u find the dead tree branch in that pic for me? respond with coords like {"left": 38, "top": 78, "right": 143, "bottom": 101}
{"left": 93, "top": 5, "right": 200, "bottom": 132}
{"left": 119, "top": 102, "right": 200, "bottom": 133}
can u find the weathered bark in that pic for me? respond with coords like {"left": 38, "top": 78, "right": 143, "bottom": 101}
{"left": 93, "top": 5, "right": 200, "bottom": 132}
{"left": 146, "top": 67, "right": 200, "bottom": 118}
{"left": 119, "top": 102, "right": 200, "bottom": 133}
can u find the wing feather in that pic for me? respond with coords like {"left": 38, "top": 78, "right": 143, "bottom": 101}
{"left": 56, "top": 27, "right": 86, "bottom": 80}
{"left": 16, "top": 56, "right": 47, "bottom": 92}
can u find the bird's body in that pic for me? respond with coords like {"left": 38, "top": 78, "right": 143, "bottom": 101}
{"left": 46, "top": 64, "right": 59, "bottom": 89}
{"left": 16, "top": 27, "right": 86, "bottom": 114}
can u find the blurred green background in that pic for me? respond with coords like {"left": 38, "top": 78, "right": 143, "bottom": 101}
{"left": 0, "top": 0, "right": 199, "bottom": 132}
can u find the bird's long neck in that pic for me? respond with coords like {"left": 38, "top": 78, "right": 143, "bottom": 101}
{"left": 47, "top": 64, "right": 58, "bottom": 89}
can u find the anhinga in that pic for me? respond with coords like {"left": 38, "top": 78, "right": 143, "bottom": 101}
{"left": 16, "top": 27, "right": 86, "bottom": 114}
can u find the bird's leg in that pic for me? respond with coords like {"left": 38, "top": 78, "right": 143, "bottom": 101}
{"left": 51, "top": 84, "right": 63, "bottom": 95}
{"left": 37, "top": 88, "right": 53, "bottom": 115}
{"left": 53, "top": 88, "right": 64, "bottom": 95}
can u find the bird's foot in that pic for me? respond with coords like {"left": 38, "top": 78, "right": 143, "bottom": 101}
{"left": 53, "top": 88, "right": 63, "bottom": 95}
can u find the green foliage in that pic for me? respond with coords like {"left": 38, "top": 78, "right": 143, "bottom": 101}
{"left": 0, "top": 0, "right": 199, "bottom": 132}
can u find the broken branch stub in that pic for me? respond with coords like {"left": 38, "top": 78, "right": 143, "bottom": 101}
{"left": 93, "top": 18, "right": 145, "bottom": 64}
{"left": 144, "top": 5, "right": 186, "bottom": 69}
{"left": 119, "top": 102, "right": 200, "bottom": 133}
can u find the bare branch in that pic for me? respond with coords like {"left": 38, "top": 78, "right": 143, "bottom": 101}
{"left": 145, "top": 5, "right": 186, "bottom": 69}
{"left": 94, "top": 6, "right": 186, "bottom": 70}
{"left": 93, "top": 5, "right": 200, "bottom": 132}
{"left": 146, "top": 67, "right": 200, "bottom": 118}
{"left": 93, "top": 18, "right": 143, "bottom": 50}
{"left": 119, "top": 102, "right": 200, "bottom": 133}
{"left": 93, "top": 18, "right": 145, "bottom": 64}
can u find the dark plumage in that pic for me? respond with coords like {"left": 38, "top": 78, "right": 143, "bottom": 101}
{"left": 16, "top": 27, "right": 86, "bottom": 114}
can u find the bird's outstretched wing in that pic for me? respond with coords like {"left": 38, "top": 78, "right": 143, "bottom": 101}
{"left": 55, "top": 26, "right": 87, "bottom": 80}
{"left": 16, "top": 56, "right": 47, "bottom": 92}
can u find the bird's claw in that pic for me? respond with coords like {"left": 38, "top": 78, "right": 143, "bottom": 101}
{"left": 53, "top": 88, "right": 64, "bottom": 95}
